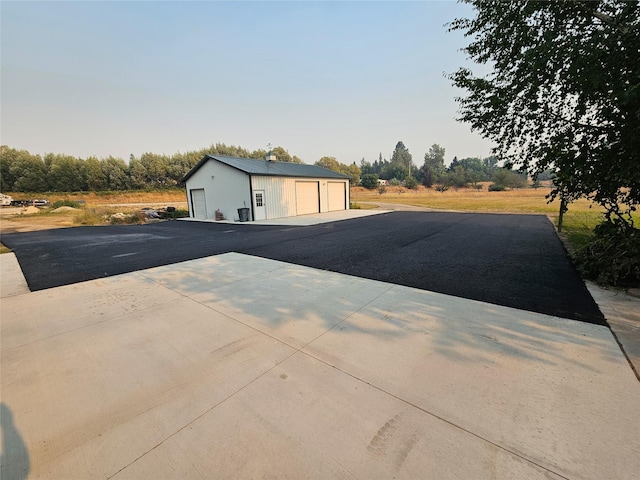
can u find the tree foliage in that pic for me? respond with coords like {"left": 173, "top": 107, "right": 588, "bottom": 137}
{"left": 360, "top": 173, "right": 379, "bottom": 190}
{"left": 314, "top": 156, "right": 361, "bottom": 185}
{"left": 0, "top": 143, "right": 307, "bottom": 193}
{"left": 360, "top": 142, "right": 421, "bottom": 183}
{"left": 404, "top": 176, "right": 418, "bottom": 189}
{"left": 449, "top": 0, "right": 640, "bottom": 224}
{"left": 490, "top": 168, "right": 528, "bottom": 190}
{"left": 390, "top": 141, "right": 413, "bottom": 179}
{"left": 421, "top": 144, "right": 446, "bottom": 187}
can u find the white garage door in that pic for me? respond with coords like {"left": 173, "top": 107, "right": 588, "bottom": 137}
{"left": 295, "top": 181, "right": 320, "bottom": 215}
{"left": 327, "top": 182, "right": 346, "bottom": 211}
{"left": 190, "top": 189, "right": 207, "bottom": 219}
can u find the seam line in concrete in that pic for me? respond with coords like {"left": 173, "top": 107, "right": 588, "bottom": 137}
{"left": 106, "top": 335, "right": 301, "bottom": 479}
{"left": 297, "top": 284, "right": 396, "bottom": 348}
{"left": 108, "top": 269, "right": 396, "bottom": 478}
{"left": 134, "top": 258, "right": 569, "bottom": 478}
{"left": 0, "top": 294, "right": 181, "bottom": 351}
{"left": 606, "top": 322, "right": 640, "bottom": 382}
{"left": 112, "top": 256, "right": 574, "bottom": 478}
{"left": 300, "top": 348, "right": 571, "bottom": 479}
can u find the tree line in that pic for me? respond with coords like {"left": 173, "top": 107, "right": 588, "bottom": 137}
{"left": 359, "top": 141, "right": 535, "bottom": 191}
{"left": 0, "top": 144, "right": 305, "bottom": 193}
{"left": 2, "top": 140, "right": 532, "bottom": 194}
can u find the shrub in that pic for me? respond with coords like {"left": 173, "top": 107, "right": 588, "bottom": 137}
{"left": 51, "top": 200, "right": 81, "bottom": 209}
{"left": 573, "top": 220, "right": 640, "bottom": 287}
{"left": 172, "top": 209, "right": 189, "bottom": 219}
{"left": 389, "top": 178, "right": 401, "bottom": 186}
{"left": 404, "top": 176, "right": 418, "bottom": 190}
{"left": 73, "top": 208, "right": 105, "bottom": 225}
{"left": 488, "top": 183, "right": 506, "bottom": 191}
{"left": 360, "top": 173, "right": 379, "bottom": 190}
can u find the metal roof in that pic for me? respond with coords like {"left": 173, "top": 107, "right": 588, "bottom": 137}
{"left": 183, "top": 155, "right": 351, "bottom": 182}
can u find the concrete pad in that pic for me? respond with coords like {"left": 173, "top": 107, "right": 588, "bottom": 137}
{"left": 0, "top": 253, "right": 30, "bottom": 298}
{"left": 113, "top": 353, "right": 563, "bottom": 479}
{"left": 190, "top": 257, "right": 392, "bottom": 349}
{"left": 1, "top": 272, "right": 184, "bottom": 350}
{"left": 138, "top": 253, "right": 288, "bottom": 295}
{"left": 586, "top": 281, "right": 640, "bottom": 378}
{"left": 2, "top": 284, "right": 295, "bottom": 479}
{"left": 303, "top": 285, "right": 640, "bottom": 480}
{"left": 2, "top": 253, "right": 639, "bottom": 480}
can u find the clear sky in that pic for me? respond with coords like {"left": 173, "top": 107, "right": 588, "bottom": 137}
{"left": 1, "top": 0, "right": 494, "bottom": 165}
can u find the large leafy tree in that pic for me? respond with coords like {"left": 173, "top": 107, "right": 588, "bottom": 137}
{"left": 9, "top": 154, "right": 48, "bottom": 192}
{"left": 449, "top": 1, "right": 640, "bottom": 225}
{"left": 47, "top": 154, "right": 86, "bottom": 192}
{"left": 101, "top": 157, "right": 129, "bottom": 190}
{"left": 84, "top": 157, "right": 108, "bottom": 191}
{"left": 315, "top": 157, "right": 361, "bottom": 185}
{"left": 315, "top": 156, "right": 340, "bottom": 171}
{"left": 0, "top": 146, "right": 26, "bottom": 191}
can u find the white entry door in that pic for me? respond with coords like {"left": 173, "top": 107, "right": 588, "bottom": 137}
{"left": 190, "top": 189, "right": 207, "bottom": 219}
{"left": 253, "top": 190, "right": 266, "bottom": 220}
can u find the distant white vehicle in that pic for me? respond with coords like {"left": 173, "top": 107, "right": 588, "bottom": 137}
{"left": 0, "top": 193, "right": 13, "bottom": 206}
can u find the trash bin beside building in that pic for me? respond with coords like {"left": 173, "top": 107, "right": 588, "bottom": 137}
{"left": 237, "top": 207, "right": 250, "bottom": 222}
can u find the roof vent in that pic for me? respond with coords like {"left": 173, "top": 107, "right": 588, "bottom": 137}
{"left": 265, "top": 143, "right": 276, "bottom": 162}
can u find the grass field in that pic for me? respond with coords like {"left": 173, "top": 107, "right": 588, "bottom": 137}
{"left": 351, "top": 185, "right": 596, "bottom": 214}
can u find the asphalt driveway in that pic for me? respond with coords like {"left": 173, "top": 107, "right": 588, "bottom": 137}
{"left": 1, "top": 211, "right": 604, "bottom": 324}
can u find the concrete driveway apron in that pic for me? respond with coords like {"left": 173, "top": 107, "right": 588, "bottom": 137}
{"left": 1, "top": 253, "right": 638, "bottom": 479}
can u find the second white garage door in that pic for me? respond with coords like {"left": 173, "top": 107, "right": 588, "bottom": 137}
{"left": 295, "top": 181, "right": 320, "bottom": 215}
{"left": 327, "top": 181, "right": 346, "bottom": 211}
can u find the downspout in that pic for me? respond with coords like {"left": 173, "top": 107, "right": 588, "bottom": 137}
{"left": 185, "top": 185, "right": 190, "bottom": 217}
{"left": 248, "top": 173, "right": 255, "bottom": 221}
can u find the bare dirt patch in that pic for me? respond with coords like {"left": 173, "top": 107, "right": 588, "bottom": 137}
{"left": 0, "top": 212, "right": 78, "bottom": 234}
{"left": 0, "top": 190, "right": 188, "bottom": 237}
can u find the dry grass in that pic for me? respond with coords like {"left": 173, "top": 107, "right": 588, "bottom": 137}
{"left": 351, "top": 185, "right": 600, "bottom": 215}
{"left": 0, "top": 189, "right": 188, "bottom": 236}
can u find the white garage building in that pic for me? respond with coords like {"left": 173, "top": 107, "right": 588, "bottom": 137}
{"left": 183, "top": 154, "right": 351, "bottom": 222}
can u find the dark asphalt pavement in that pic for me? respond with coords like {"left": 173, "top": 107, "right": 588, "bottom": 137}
{"left": 1, "top": 211, "right": 605, "bottom": 325}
